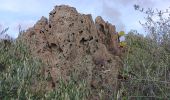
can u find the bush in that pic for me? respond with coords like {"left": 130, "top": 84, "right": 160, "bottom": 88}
{"left": 120, "top": 20, "right": 170, "bottom": 100}
{"left": 0, "top": 30, "right": 91, "bottom": 99}
{"left": 118, "top": 6, "right": 170, "bottom": 99}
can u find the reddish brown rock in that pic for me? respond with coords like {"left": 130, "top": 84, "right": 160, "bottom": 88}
{"left": 20, "top": 5, "right": 122, "bottom": 97}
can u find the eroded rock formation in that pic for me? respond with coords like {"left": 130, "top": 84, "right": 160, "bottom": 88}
{"left": 20, "top": 5, "right": 122, "bottom": 98}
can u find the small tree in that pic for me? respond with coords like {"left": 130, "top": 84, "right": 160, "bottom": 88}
{"left": 119, "top": 5, "right": 170, "bottom": 99}
{"left": 134, "top": 4, "right": 170, "bottom": 52}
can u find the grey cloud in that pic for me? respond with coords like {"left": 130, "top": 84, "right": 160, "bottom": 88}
{"left": 101, "top": 1, "right": 125, "bottom": 31}
{"left": 121, "top": 0, "right": 156, "bottom": 8}
{"left": 104, "top": 0, "right": 156, "bottom": 7}
{"left": 0, "top": 24, "right": 2, "bottom": 30}
{"left": 100, "top": 0, "right": 158, "bottom": 32}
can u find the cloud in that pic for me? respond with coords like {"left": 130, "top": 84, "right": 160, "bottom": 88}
{"left": 0, "top": 0, "right": 20, "bottom": 12}
{"left": 0, "top": 0, "right": 169, "bottom": 38}
{"left": 0, "top": 0, "right": 52, "bottom": 38}
{"left": 9, "top": 20, "right": 35, "bottom": 38}
{"left": 100, "top": 0, "right": 169, "bottom": 33}
{"left": 13, "top": 20, "right": 35, "bottom": 30}
{"left": 101, "top": 1, "right": 125, "bottom": 31}
{"left": 106, "top": 0, "right": 156, "bottom": 7}
{"left": 112, "top": 0, "right": 170, "bottom": 9}
{"left": 0, "top": 24, "right": 2, "bottom": 31}
{"left": 0, "top": 0, "right": 53, "bottom": 15}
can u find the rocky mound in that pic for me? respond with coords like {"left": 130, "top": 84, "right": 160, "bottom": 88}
{"left": 20, "top": 5, "right": 122, "bottom": 97}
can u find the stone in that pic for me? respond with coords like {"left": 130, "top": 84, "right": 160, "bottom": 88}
{"left": 20, "top": 5, "right": 122, "bottom": 98}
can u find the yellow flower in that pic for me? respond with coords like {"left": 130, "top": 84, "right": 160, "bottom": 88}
{"left": 118, "top": 31, "right": 125, "bottom": 37}
{"left": 119, "top": 41, "right": 127, "bottom": 47}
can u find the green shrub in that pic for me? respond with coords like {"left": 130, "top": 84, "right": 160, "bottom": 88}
{"left": 0, "top": 30, "right": 90, "bottom": 99}
{"left": 120, "top": 30, "right": 170, "bottom": 99}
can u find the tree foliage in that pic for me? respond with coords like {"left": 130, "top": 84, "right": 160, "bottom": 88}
{"left": 119, "top": 6, "right": 170, "bottom": 99}
{"left": 134, "top": 4, "right": 170, "bottom": 51}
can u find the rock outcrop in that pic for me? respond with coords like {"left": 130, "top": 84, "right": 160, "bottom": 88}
{"left": 20, "top": 5, "right": 122, "bottom": 98}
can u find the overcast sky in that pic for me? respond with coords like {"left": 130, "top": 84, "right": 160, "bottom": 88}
{"left": 0, "top": 0, "right": 169, "bottom": 38}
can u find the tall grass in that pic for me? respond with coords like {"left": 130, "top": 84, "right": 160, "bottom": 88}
{"left": 0, "top": 31, "right": 91, "bottom": 99}
{"left": 1, "top": 30, "right": 170, "bottom": 99}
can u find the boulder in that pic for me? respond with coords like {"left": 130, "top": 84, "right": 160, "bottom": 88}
{"left": 20, "top": 5, "right": 122, "bottom": 97}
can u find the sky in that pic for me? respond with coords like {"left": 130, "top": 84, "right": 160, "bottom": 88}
{"left": 0, "top": 0, "right": 169, "bottom": 38}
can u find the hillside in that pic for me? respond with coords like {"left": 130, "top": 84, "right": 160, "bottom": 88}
{"left": 1, "top": 5, "right": 170, "bottom": 100}
{"left": 0, "top": 5, "right": 123, "bottom": 99}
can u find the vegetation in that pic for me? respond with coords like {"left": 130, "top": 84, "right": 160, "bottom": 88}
{"left": 0, "top": 29, "right": 91, "bottom": 100}
{"left": 120, "top": 31, "right": 170, "bottom": 99}
{"left": 0, "top": 5, "right": 170, "bottom": 100}
{"left": 119, "top": 6, "right": 170, "bottom": 99}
